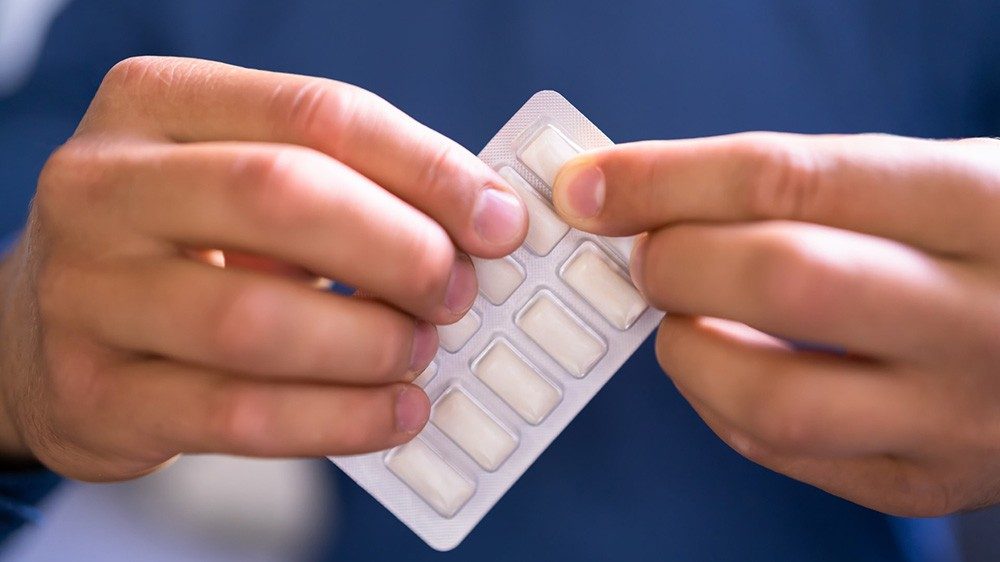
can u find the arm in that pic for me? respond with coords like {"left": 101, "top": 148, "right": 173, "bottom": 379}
{"left": 0, "top": 234, "right": 60, "bottom": 539}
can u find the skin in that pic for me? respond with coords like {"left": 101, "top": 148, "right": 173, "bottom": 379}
{"left": 3, "top": 55, "right": 998, "bottom": 521}
{"left": 552, "top": 133, "right": 1000, "bottom": 517}
{"left": 0, "top": 56, "right": 528, "bottom": 481}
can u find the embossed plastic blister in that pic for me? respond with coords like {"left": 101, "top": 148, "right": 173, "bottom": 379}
{"left": 330, "top": 91, "right": 665, "bottom": 550}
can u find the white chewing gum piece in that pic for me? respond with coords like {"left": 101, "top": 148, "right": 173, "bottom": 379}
{"left": 385, "top": 438, "right": 475, "bottom": 518}
{"left": 498, "top": 166, "right": 568, "bottom": 255}
{"left": 517, "top": 125, "right": 581, "bottom": 187}
{"left": 438, "top": 310, "right": 481, "bottom": 353}
{"left": 471, "top": 256, "right": 525, "bottom": 305}
{"left": 431, "top": 389, "right": 517, "bottom": 471}
{"left": 515, "top": 291, "right": 606, "bottom": 377}
{"left": 473, "top": 340, "right": 560, "bottom": 425}
{"left": 561, "top": 243, "right": 647, "bottom": 330}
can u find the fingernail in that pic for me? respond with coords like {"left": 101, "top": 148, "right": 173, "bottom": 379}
{"left": 473, "top": 188, "right": 525, "bottom": 246}
{"left": 629, "top": 233, "right": 647, "bottom": 295}
{"left": 409, "top": 321, "right": 438, "bottom": 372}
{"left": 395, "top": 386, "right": 429, "bottom": 433}
{"left": 555, "top": 164, "right": 605, "bottom": 219}
{"left": 444, "top": 254, "right": 477, "bottom": 315}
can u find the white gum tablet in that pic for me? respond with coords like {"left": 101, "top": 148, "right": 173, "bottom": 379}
{"left": 472, "top": 256, "right": 525, "bottom": 305}
{"left": 385, "top": 438, "right": 475, "bottom": 518}
{"left": 472, "top": 340, "right": 560, "bottom": 425}
{"left": 413, "top": 362, "right": 438, "bottom": 387}
{"left": 431, "top": 389, "right": 518, "bottom": 471}
{"left": 561, "top": 243, "right": 647, "bottom": 330}
{"left": 438, "top": 310, "right": 482, "bottom": 353}
{"left": 517, "top": 125, "right": 581, "bottom": 187}
{"left": 498, "top": 166, "right": 568, "bottom": 255}
{"left": 515, "top": 291, "right": 606, "bottom": 377}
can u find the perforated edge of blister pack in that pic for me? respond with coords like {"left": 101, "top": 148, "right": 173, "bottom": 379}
{"left": 329, "top": 91, "right": 665, "bottom": 551}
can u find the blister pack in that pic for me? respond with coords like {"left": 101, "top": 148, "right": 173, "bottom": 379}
{"left": 329, "top": 91, "right": 665, "bottom": 550}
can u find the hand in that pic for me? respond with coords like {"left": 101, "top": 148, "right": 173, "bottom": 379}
{"left": 0, "top": 57, "right": 527, "bottom": 480}
{"left": 553, "top": 133, "right": 1000, "bottom": 516}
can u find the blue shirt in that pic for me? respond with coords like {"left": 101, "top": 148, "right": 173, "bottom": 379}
{"left": 1, "top": 1, "right": 998, "bottom": 560}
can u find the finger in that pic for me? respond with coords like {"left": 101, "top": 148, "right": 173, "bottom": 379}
{"left": 679, "top": 390, "right": 943, "bottom": 517}
{"left": 634, "top": 221, "right": 986, "bottom": 364}
{"left": 48, "top": 256, "right": 439, "bottom": 384}
{"left": 95, "top": 360, "right": 430, "bottom": 458}
{"left": 84, "top": 56, "right": 527, "bottom": 256}
{"left": 552, "top": 132, "right": 1000, "bottom": 256}
{"left": 64, "top": 141, "right": 478, "bottom": 323}
{"left": 655, "top": 315, "right": 931, "bottom": 456}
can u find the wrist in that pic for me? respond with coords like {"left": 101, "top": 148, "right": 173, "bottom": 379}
{"left": 0, "top": 236, "right": 38, "bottom": 462}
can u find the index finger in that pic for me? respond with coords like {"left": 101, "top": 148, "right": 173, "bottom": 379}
{"left": 81, "top": 56, "right": 527, "bottom": 258}
{"left": 551, "top": 132, "right": 1000, "bottom": 257}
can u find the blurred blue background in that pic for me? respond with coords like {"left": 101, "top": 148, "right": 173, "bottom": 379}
{"left": 1, "top": 1, "right": 999, "bottom": 561}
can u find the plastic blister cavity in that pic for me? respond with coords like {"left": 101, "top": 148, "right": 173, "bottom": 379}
{"left": 498, "top": 166, "right": 568, "bottom": 255}
{"left": 330, "top": 91, "right": 665, "bottom": 550}
{"left": 560, "top": 241, "right": 647, "bottom": 330}
{"left": 472, "top": 339, "right": 560, "bottom": 425}
{"left": 515, "top": 290, "right": 607, "bottom": 377}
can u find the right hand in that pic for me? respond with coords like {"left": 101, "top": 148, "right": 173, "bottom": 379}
{"left": 0, "top": 56, "right": 527, "bottom": 480}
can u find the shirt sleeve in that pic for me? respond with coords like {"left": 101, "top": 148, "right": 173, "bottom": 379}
{"left": 0, "top": 233, "right": 63, "bottom": 542}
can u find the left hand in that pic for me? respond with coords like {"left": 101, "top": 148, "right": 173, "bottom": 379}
{"left": 552, "top": 132, "right": 1000, "bottom": 517}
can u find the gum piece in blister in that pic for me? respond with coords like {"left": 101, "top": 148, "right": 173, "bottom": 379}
{"left": 472, "top": 339, "right": 561, "bottom": 425}
{"left": 515, "top": 290, "right": 606, "bottom": 377}
{"left": 385, "top": 437, "right": 475, "bottom": 518}
{"left": 432, "top": 388, "right": 518, "bottom": 471}
{"left": 413, "top": 362, "right": 438, "bottom": 387}
{"left": 471, "top": 256, "right": 525, "bottom": 305}
{"left": 517, "top": 125, "right": 581, "bottom": 187}
{"left": 561, "top": 242, "right": 647, "bottom": 330}
{"left": 439, "top": 309, "right": 481, "bottom": 353}
{"left": 498, "top": 167, "right": 568, "bottom": 255}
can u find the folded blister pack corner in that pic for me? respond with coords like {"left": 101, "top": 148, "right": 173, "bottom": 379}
{"left": 330, "top": 91, "right": 664, "bottom": 551}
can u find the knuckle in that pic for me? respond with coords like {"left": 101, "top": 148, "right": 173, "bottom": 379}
{"left": 37, "top": 144, "right": 80, "bottom": 200}
{"left": 749, "top": 233, "right": 837, "bottom": 326}
{"left": 737, "top": 134, "right": 822, "bottom": 221}
{"left": 100, "top": 56, "right": 162, "bottom": 95}
{"left": 207, "top": 284, "right": 280, "bottom": 366}
{"left": 37, "top": 137, "right": 137, "bottom": 231}
{"left": 416, "top": 142, "right": 457, "bottom": 194}
{"left": 92, "top": 57, "right": 217, "bottom": 133}
{"left": 230, "top": 148, "right": 325, "bottom": 230}
{"left": 36, "top": 142, "right": 106, "bottom": 219}
{"left": 209, "top": 383, "right": 274, "bottom": 453}
{"left": 100, "top": 56, "right": 209, "bottom": 97}
{"left": 272, "top": 78, "right": 369, "bottom": 154}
